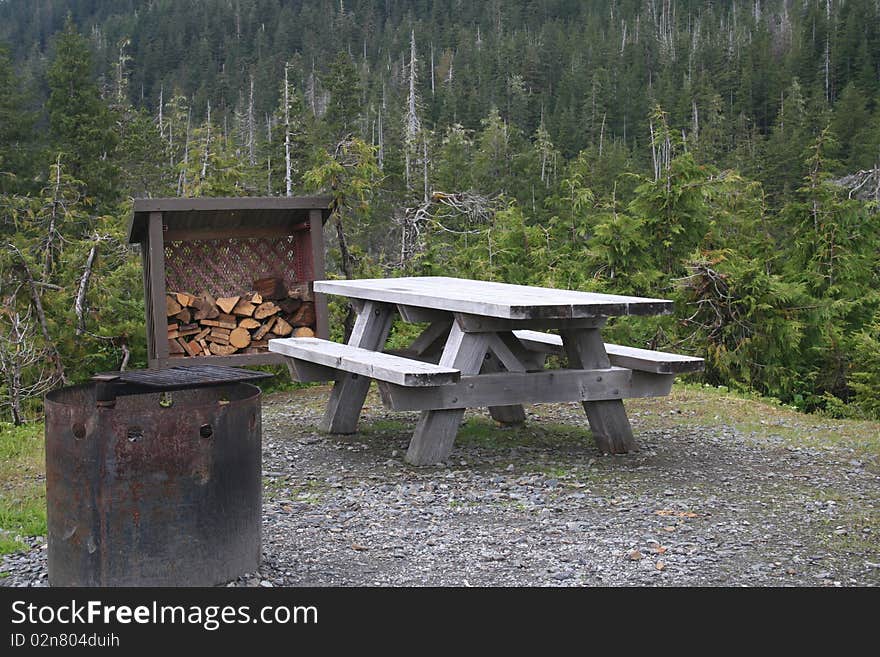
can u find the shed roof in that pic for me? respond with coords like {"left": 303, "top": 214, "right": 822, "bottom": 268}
{"left": 128, "top": 196, "right": 332, "bottom": 243}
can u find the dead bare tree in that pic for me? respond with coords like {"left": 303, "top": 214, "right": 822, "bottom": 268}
{"left": 404, "top": 30, "right": 422, "bottom": 194}
{"left": 200, "top": 101, "right": 212, "bottom": 181}
{"left": 397, "top": 191, "right": 494, "bottom": 266}
{"left": 0, "top": 302, "right": 58, "bottom": 425}
{"left": 834, "top": 167, "right": 880, "bottom": 205}
{"left": 247, "top": 74, "right": 256, "bottom": 166}
{"left": 42, "top": 155, "right": 77, "bottom": 283}
{"left": 5, "top": 243, "right": 68, "bottom": 385}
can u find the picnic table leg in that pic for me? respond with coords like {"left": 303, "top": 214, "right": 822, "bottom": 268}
{"left": 560, "top": 328, "right": 637, "bottom": 454}
{"left": 405, "top": 324, "right": 490, "bottom": 465}
{"left": 320, "top": 300, "right": 394, "bottom": 433}
{"left": 482, "top": 351, "right": 526, "bottom": 426}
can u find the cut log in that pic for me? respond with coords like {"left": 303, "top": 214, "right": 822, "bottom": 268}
{"left": 201, "top": 318, "right": 237, "bottom": 330}
{"left": 253, "top": 276, "right": 287, "bottom": 300}
{"left": 253, "top": 316, "right": 277, "bottom": 340}
{"left": 209, "top": 342, "right": 237, "bottom": 356}
{"left": 179, "top": 338, "right": 199, "bottom": 357}
{"left": 178, "top": 326, "right": 201, "bottom": 338}
{"left": 273, "top": 316, "right": 293, "bottom": 337}
{"left": 291, "top": 302, "right": 315, "bottom": 327}
{"left": 238, "top": 318, "right": 261, "bottom": 330}
{"left": 175, "top": 292, "right": 197, "bottom": 308}
{"left": 232, "top": 299, "right": 256, "bottom": 317}
{"left": 278, "top": 298, "right": 302, "bottom": 315}
{"left": 162, "top": 285, "right": 317, "bottom": 356}
{"left": 193, "top": 293, "right": 219, "bottom": 321}
{"left": 216, "top": 296, "right": 240, "bottom": 314}
{"left": 287, "top": 282, "right": 313, "bottom": 301}
{"left": 166, "top": 295, "right": 183, "bottom": 316}
{"left": 254, "top": 301, "right": 281, "bottom": 320}
{"left": 229, "top": 327, "right": 252, "bottom": 349}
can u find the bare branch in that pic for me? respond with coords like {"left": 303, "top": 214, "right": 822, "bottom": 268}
{"left": 75, "top": 239, "right": 100, "bottom": 336}
{"left": 5, "top": 242, "right": 68, "bottom": 385}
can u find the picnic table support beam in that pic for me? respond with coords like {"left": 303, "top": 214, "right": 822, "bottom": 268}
{"left": 404, "top": 318, "right": 452, "bottom": 358}
{"left": 320, "top": 300, "right": 394, "bottom": 433}
{"left": 482, "top": 351, "right": 526, "bottom": 425}
{"left": 561, "top": 328, "right": 637, "bottom": 454}
{"left": 405, "top": 323, "right": 490, "bottom": 466}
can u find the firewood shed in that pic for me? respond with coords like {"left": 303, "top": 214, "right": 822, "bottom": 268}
{"left": 128, "top": 197, "right": 330, "bottom": 369}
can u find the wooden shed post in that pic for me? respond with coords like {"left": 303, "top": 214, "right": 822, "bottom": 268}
{"left": 147, "top": 211, "right": 169, "bottom": 367}
{"left": 309, "top": 208, "right": 328, "bottom": 340}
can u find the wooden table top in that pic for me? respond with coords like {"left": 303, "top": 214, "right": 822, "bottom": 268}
{"left": 313, "top": 276, "right": 672, "bottom": 319}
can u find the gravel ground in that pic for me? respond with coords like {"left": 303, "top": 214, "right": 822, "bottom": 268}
{"left": 3, "top": 385, "right": 878, "bottom": 587}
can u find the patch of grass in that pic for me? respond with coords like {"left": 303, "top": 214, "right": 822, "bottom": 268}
{"left": 292, "top": 480, "right": 328, "bottom": 505}
{"left": 830, "top": 512, "right": 880, "bottom": 554}
{"left": 806, "top": 489, "right": 880, "bottom": 556}
{"left": 361, "top": 419, "right": 410, "bottom": 434}
{"left": 455, "top": 417, "right": 594, "bottom": 450}
{"left": 0, "top": 422, "right": 46, "bottom": 555}
{"left": 627, "top": 382, "right": 880, "bottom": 462}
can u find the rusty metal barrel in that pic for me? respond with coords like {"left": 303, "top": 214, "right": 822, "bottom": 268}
{"left": 45, "top": 380, "right": 262, "bottom": 586}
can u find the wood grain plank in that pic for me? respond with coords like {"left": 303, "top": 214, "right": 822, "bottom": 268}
{"left": 318, "top": 301, "right": 394, "bottom": 433}
{"left": 405, "top": 324, "right": 490, "bottom": 466}
{"left": 512, "top": 330, "right": 705, "bottom": 374}
{"left": 269, "top": 337, "right": 461, "bottom": 386}
{"left": 481, "top": 350, "right": 526, "bottom": 425}
{"left": 378, "top": 367, "right": 674, "bottom": 410}
{"left": 314, "top": 277, "right": 672, "bottom": 319}
{"left": 561, "top": 329, "right": 636, "bottom": 454}
{"left": 148, "top": 212, "right": 169, "bottom": 362}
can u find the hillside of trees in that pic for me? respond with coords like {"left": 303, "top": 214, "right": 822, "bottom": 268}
{"left": 0, "top": 0, "right": 879, "bottom": 424}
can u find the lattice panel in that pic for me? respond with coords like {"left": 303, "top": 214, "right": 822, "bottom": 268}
{"left": 164, "top": 233, "right": 313, "bottom": 298}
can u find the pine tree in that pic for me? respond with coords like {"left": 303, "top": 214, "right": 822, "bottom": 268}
{"left": 0, "top": 43, "right": 34, "bottom": 193}
{"left": 45, "top": 18, "right": 118, "bottom": 205}
{"left": 324, "top": 52, "right": 362, "bottom": 141}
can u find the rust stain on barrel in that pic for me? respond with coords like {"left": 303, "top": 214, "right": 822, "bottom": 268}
{"left": 45, "top": 383, "right": 262, "bottom": 587}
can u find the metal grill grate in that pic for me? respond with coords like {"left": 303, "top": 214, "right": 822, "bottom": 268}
{"left": 116, "top": 365, "right": 273, "bottom": 390}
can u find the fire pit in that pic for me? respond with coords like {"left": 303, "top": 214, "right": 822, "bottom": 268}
{"left": 44, "top": 366, "right": 270, "bottom": 587}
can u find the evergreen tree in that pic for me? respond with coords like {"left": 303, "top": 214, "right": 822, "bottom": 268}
{"left": 45, "top": 18, "right": 118, "bottom": 204}
{"left": 0, "top": 43, "right": 34, "bottom": 193}
{"left": 324, "top": 52, "right": 362, "bottom": 141}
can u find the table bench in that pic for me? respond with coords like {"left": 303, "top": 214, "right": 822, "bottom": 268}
{"left": 510, "top": 330, "right": 705, "bottom": 375}
{"left": 269, "top": 277, "right": 704, "bottom": 466}
{"left": 271, "top": 337, "right": 460, "bottom": 386}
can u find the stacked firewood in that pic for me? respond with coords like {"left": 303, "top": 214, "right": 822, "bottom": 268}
{"left": 166, "top": 277, "right": 315, "bottom": 357}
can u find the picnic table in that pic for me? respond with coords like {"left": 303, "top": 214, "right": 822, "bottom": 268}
{"left": 269, "top": 276, "right": 703, "bottom": 466}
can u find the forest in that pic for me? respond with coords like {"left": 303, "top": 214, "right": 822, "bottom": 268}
{"left": 0, "top": 0, "right": 879, "bottom": 424}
